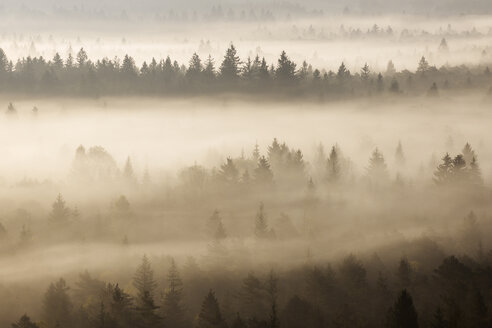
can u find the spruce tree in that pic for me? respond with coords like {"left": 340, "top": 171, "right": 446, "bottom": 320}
{"left": 254, "top": 202, "right": 269, "bottom": 239}
{"left": 366, "top": 148, "right": 389, "bottom": 183}
{"left": 50, "top": 194, "right": 70, "bottom": 223}
{"left": 133, "top": 256, "right": 160, "bottom": 327}
{"left": 386, "top": 289, "right": 419, "bottom": 328}
{"left": 11, "top": 314, "right": 40, "bottom": 328}
{"left": 254, "top": 156, "right": 274, "bottom": 184}
{"left": 197, "top": 290, "right": 227, "bottom": 328}
{"left": 433, "top": 153, "right": 453, "bottom": 185}
{"left": 42, "top": 278, "right": 72, "bottom": 328}
{"left": 275, "top": 51, "right": 297, "bottom": 83}
{"left": 220, "top": 44, "right": 241, "bottom": 81}
{"left": 327, "top": 146, "right": 341, "bottom": 183}
{"left": 163, "top": 259, "right": 187, "bottom": 328}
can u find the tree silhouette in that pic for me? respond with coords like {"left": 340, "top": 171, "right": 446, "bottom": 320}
{"left": 275, "top": 51, "right": 297, "bottom": 83}
{"left": 43, "top": 278, "right": 72, "bottom": 328}
{"left": 220, "top": 44, "right": 241, "bottom": 81}
{"left": 254, "top": 156, "right": 273, "bottom": 184}
{"left": 395, "top": 141, "right": 405, "bottom": 166}
{"left": 327, "top": 146, "right": 341, "bottom": 183}
{"left": 254, "top": 202, "right": 269, "bottom": 239}
{"left": 50, "top": 194, "right": 70, "bottom": 223}
{"left": 133, "top": 255, "right": 158, "bottom": 309}
{"left": 162, "top": 258, "right": 188, "bottom": 328}
{"left": 11, "top": 314, "right": 40, "bottom": 328}
{"left": 197, "top": 290, "right": 227, "bottom": 328}
{"left": 386, "top": 289, "right": 419, "bottom": 328}
{"left": 218, "top": 157, "right": 239, "bottom": 184}
{"left": 434, "top": 153, "right": 453, "bottom": 185}
{"left": 366, "top": 148, "right": 389, "bottom": 183}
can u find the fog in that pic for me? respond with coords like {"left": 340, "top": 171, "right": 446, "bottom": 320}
{"left": 1, "top": 2, "right": 492, "bottom": 328}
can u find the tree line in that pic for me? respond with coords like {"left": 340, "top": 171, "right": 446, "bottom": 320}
{"left": 0, "top": 46, "right": 490, "bottom": 98}
{"left": 11, "top": 251, "right": 492, "bottom": 328}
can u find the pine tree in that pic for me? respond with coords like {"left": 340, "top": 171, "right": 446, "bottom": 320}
{"left": 386, "top": 60, "right": 396, "bottom": 76}
{"left": 452, "top": 154, "right": 467, "bottom": 182}
{"left": 220, "top": 44, "right": 241, "bottom": 81}
{"left": 121, "top": 55, "right": 137, "bottom": 78}
{"left": 252, "top": 142, "right": 260, "bottom": 162}
{"left": 397, "top": 258, "right": 413, "bottom": 287}
{"left": 367, "top": 148, "right": 389, "bottom": 183}
{"left": 327, "top": 146, "right": 341, "bottom": 183}
{"left": 254, "top": 202, "right": 268, "bottom": 239}
{"left": 76, "top": 48, "right": 88, "bottom": 68}
{"left": 218, "top": 157, "right": 239, "bottom": 183}
{"left": 267, "top": 271, "right": 280, "bottom": 328}
{"left": 123, "top": 157, "right": 136, "bottom": 184}
{"left": 361, "top": 63, "right": 370, "bottom": 80}
{"left": 461, "top": 143, "right": 476, "bottom": 165}
{"left": 203, "top": 55, "right": 216, "bottom": 81}
{"left": 50, "top": 194, "right": 70, "bottom": 223}
{"left": 133, "top": 256, "right": 160, "bottom": 327}
{"left": 386, "top": 289, "right": 419, "bottom": 328}
{"left": 162, "top": 258, "right": 187, "bottom": 328}
{"left": 43, "top": 278, "right": 72, "bottom": 328}
{"left": 187, "top": 53, "right": 202, "bottom": 79}
{"left": 433, "top": 153, "right": 453, "bottom": 185}
{"left": 377, "top": 73, "right": 384, "bottom": 92}
{"left": 439, "top": 38, "right": 449, "bottom": 53}
{"left": 52, "top": 53, "right": 64, "bottom": 71}
{"left": 197, "top": 290, "right": 227, "bottom": 328}
{"left": 254, "top": 156, "right": 274, "bottom": 184}
{"left": 133, "top": 255, "right": 158, "bottom": 303}
{"left": 395, "top": 141, "right": 405, "bottom": 166}
{"left": 337, "top": 62, "right": 350, "bottom": 81}
{"left": 275, "top": 51, "right": 297, "bottom": 83}
{"left": 110, "top": 284, "right": 134, "bottom": 327}
{"left": 417, "top": 56, "right": 430, "bottom": 75}
{"left": 11, "top": 314, "right": 40, "bottom": 328}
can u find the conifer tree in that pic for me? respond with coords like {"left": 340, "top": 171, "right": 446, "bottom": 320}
{"left": 395, "top": 141, "right": 405, "bottom": 166}
{"left": 162, "top": 258, "right": 187, "bottom": 328}
{"left": 220, "top": 44, "right": 241, "bottom": 81}
{"left": 275, "top": 51, "right": 297, "bottom": 83}
{"left": 254, "top": 156, "right": 274, "bottom": 184}
{"left": 367, "top": 148, "right": 389, "bottom": 182}
{"left": 203, "top": 55, "right": 216, "bottom": 81}
{"left": 133, "top": 256, "right": 160, "bottom": 327}
{"left": 327, "top": 146, "right": 341, "bottom": 183}
{"left": 218, "top": 157, "right": 239, "bottom": 183}
{"left": 361, "top": 63, "right": 370, "bottom": 80}
{"left": 417, "top": 56, "right": 430, "bottom": 75}
{"left": 461, "top": 143, "right": 476, "bottom": 165}
{"left": 11, "top": 314, "right": 40, "bottom": 328}
{"left": 133, "top": 255, "right": 158, "bottom": 304}
{"left": 123, "top": 157, "right": 136, "bottom": 184}
{"left": 197, "top": 290, "right": 227, "bottom": 328}
{"left": 50, "top": 194, "right": 70, "bottom": 223}
{"left": 43, "top": 278, "right": 72, "bottom": 328}
{"left": 434, "top": 153, "right": 453, "bottom": 185}
{"left": 386, "top": 289, "right": 419, "bottom": 328}
{"left": 254, "top": 202, "right": 269, "bottom": 239}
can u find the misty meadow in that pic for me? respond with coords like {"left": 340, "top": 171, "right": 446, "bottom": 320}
{"left": 1, "top": 1, "right": 492, "bottom": 328}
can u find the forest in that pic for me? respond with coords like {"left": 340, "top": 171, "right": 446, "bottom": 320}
{"left": 2, "top": 0, "right": 492, "bottom": 328}
{"left": 0, "top": 45, "right": 490, "bottom": 98}
{"left": 1, "top": 133, "right": 492, "bottom": 328}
